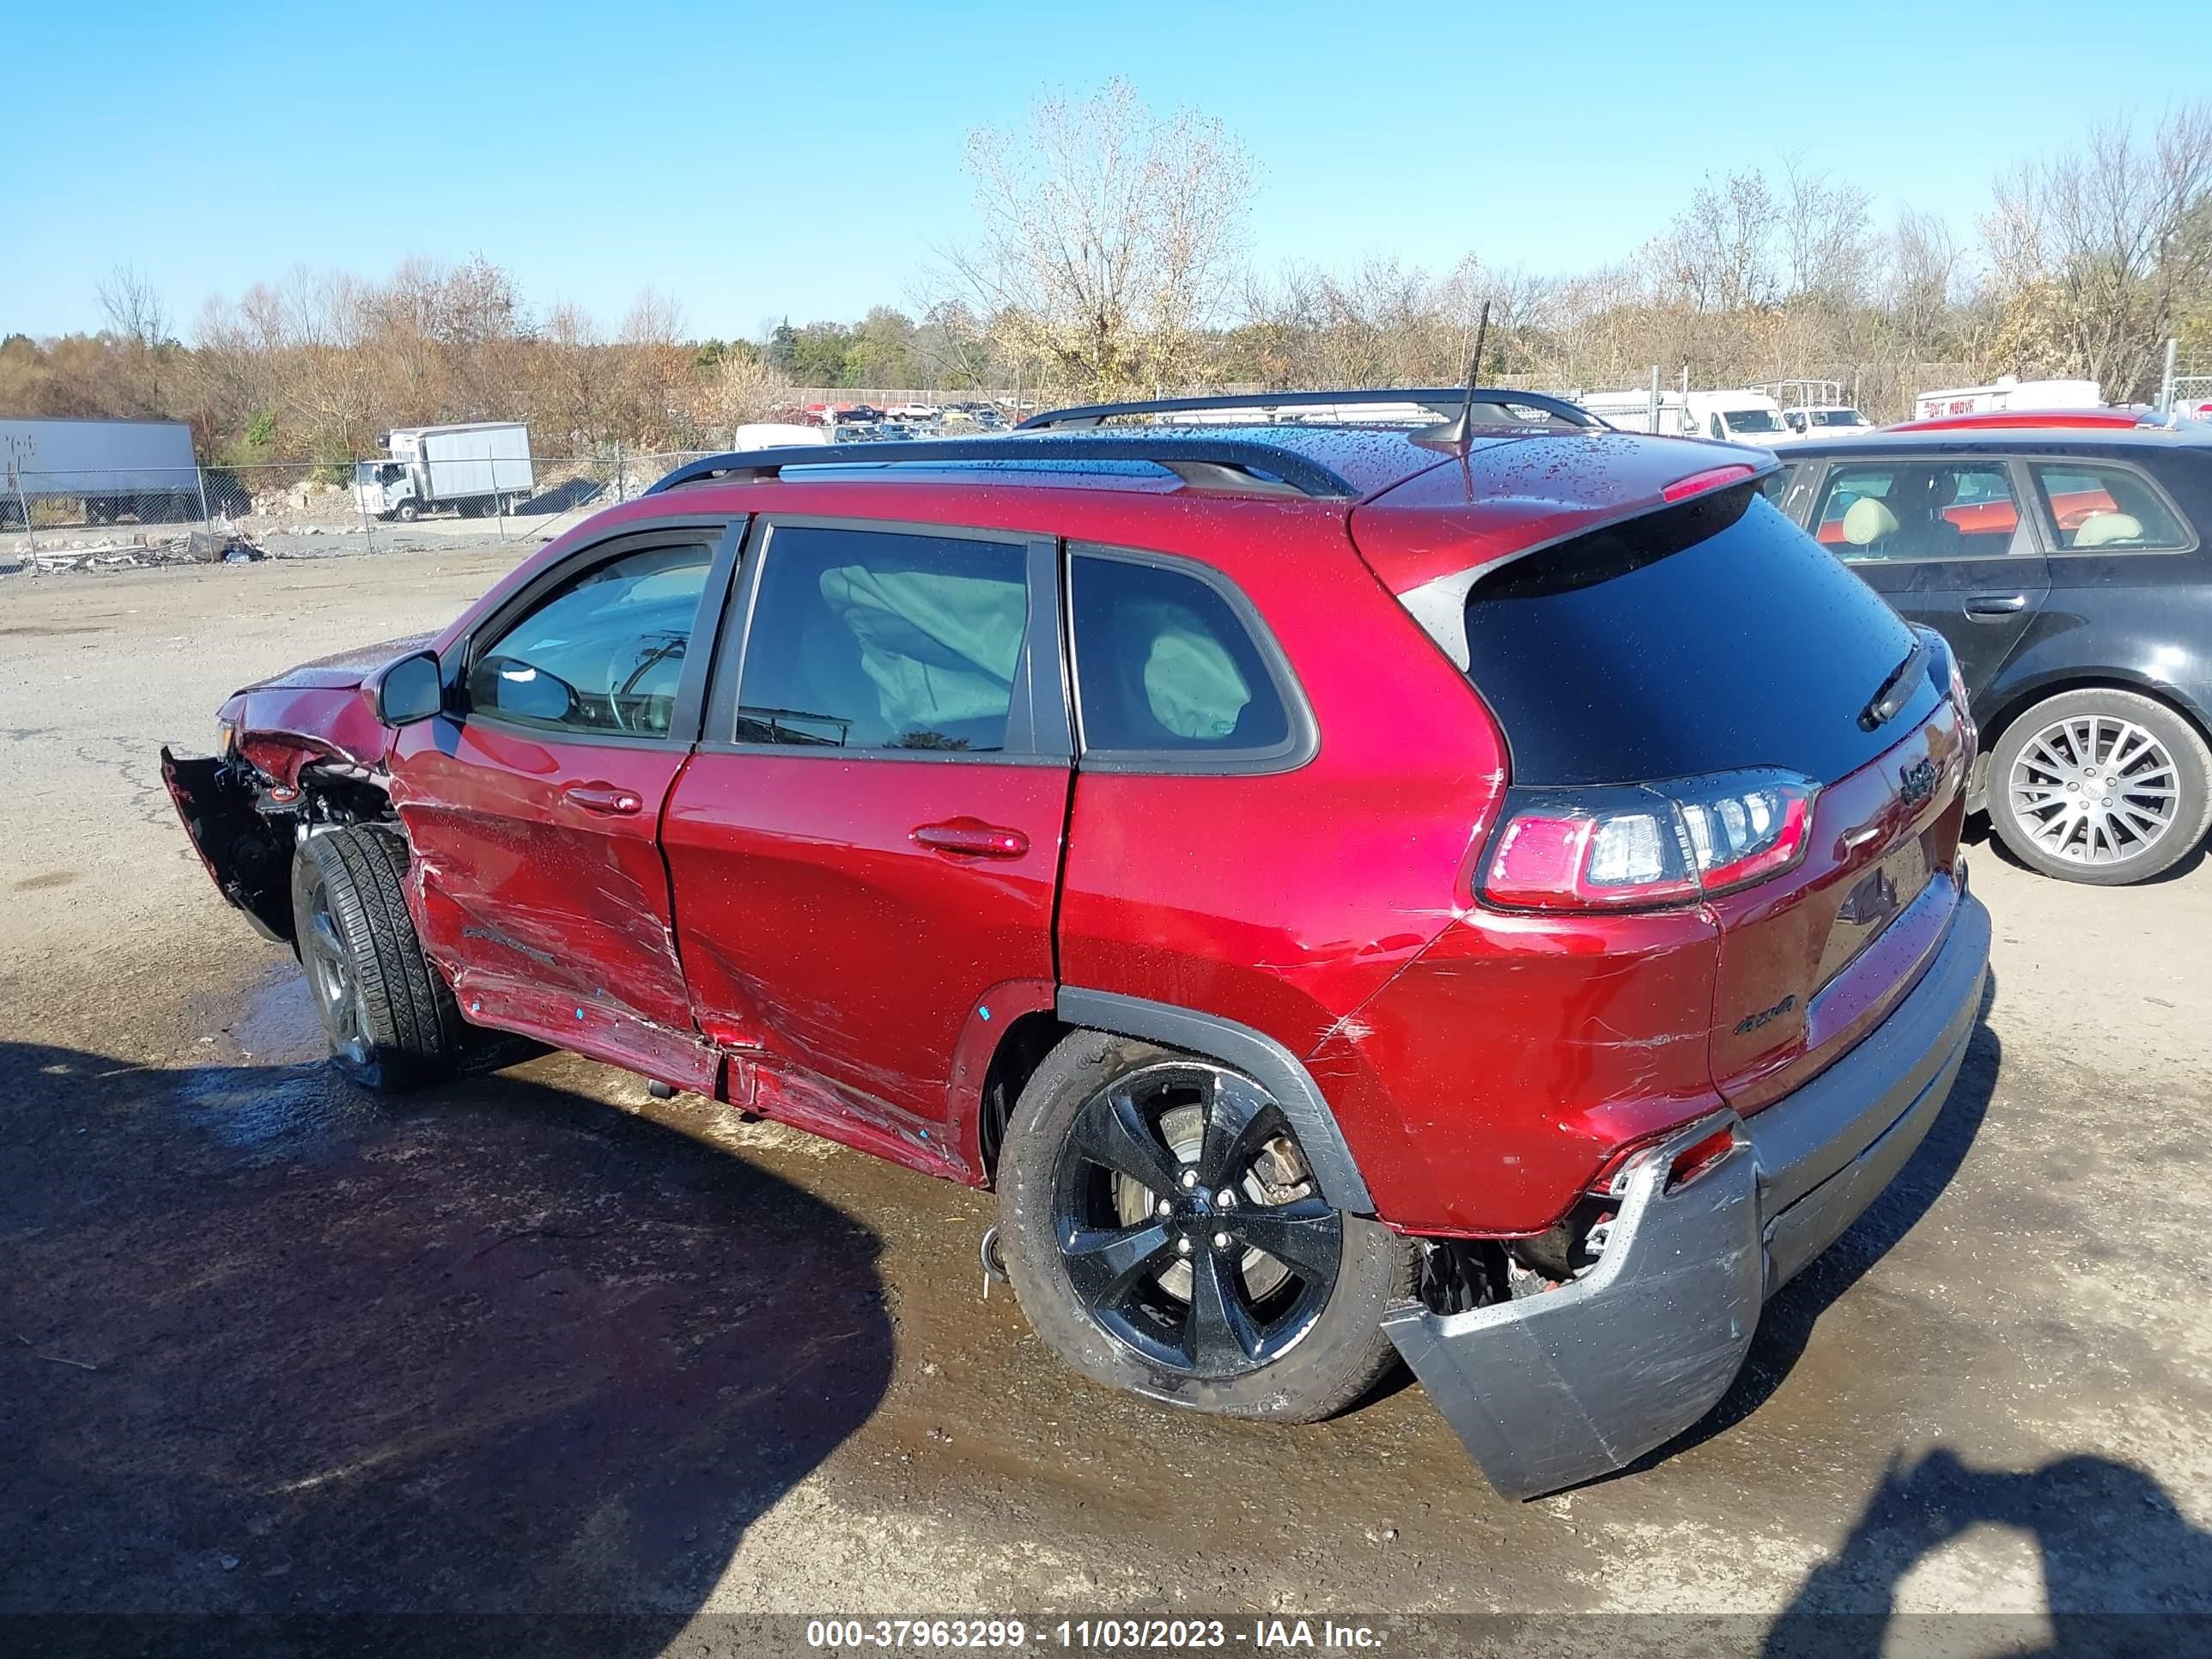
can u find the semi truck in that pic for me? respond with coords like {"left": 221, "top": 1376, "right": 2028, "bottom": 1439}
{"left": 0, "top": 416, "right": 211, "bottom": 527}
{"left": 352, "top": 422, "right": 533, "bottom": 521}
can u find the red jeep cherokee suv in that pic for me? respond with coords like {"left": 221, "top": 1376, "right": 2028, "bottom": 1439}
{"left": 163, "top": 389, "right": 1990, "bottom": 1498}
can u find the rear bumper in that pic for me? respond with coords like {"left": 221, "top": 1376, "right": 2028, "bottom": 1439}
{"left": 1382, "top": 887, "right": 1990, "bottom": 1499}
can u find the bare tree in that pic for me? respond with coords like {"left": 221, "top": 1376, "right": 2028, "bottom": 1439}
{"left": 1781, "top": 161, "right": 1874, "bottom": 303}
{"left": 96, "top": 264, "right": 167, "bottom": 349}
{"left": 1984, "top": 102, "right": 2212, "bottom": 397}
{"left": 1665, "top": 171, "right": 1778, "bottom": 313}
{"left": 949, "top": 78, "right": 1254, "bottom": 396}
{"left": 1885, "top": 207, "right": 1963, "bottom": 359}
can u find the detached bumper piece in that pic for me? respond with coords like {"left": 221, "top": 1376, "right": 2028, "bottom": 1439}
{"left": 1385, "top": 890, "right": 1990, "bottom": 1499}
{"left": 161, "top": 747, "right": 295, "bottom": 945}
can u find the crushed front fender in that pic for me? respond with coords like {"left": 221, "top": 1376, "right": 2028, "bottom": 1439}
{"left": 161, "top": 747, "right": 294, "bottom": 945}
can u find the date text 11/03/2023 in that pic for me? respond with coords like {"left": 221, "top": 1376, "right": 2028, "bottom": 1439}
{"left": 804, "top": 1619, "right": 1386, "bottom": 1650}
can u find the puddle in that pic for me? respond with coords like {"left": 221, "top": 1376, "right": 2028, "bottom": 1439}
{"left": 173, "top": 1061, "right": 384, "bottom": 1158}
{"left": 173, "top": 968, "right": 383, "bottom": 1158}
{"left": 223, "top": 966, "right": 330, "bottom": 1063}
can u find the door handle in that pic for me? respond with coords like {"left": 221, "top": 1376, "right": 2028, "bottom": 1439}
{"left": 912, "top": 817, "right": 1030, "bottom": 859}
{"left": 1964, "top": 592, "right": 2027, "bottom": 618}
{"left": 563, "top": 782, "right": 644, "bottom": 815}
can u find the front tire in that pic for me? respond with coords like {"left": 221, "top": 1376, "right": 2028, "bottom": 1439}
{"left": 1987, "top": 689, "right": 2211, "bottom": 884}
{"left": 290, "top": 826, "right": 463, "bottom": 1090}
{"left": 998, "top": 1031, "right": 1413, "bottom": 1422}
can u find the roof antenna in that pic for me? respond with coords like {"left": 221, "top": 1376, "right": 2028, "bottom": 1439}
{"left": 1416, "top": 299, "right": 1492, "bottom": 447}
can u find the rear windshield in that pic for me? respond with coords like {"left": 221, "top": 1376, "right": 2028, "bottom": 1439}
{"left": 1462, "top": 487, "right": 1935, "bottom": 787}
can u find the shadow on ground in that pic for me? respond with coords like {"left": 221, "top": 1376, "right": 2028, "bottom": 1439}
{"left": 1763, "top": 1447, "right": 2212, "bottom": 1656}
{"left": 0, "top": 1037, "right": 890, "bottom": 1656}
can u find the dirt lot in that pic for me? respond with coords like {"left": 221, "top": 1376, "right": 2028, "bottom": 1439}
{"left": 3, "top": 548, "right": 2209, "bottom": 1651}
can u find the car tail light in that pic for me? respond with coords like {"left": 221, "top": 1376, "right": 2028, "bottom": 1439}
{"left": 1480, "top": 769, "right": 1817, "bottom": 911}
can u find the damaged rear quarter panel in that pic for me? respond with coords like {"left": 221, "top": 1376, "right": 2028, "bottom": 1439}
{"left": 1310, "top": 906, "right": 1727, "bottom": 1237}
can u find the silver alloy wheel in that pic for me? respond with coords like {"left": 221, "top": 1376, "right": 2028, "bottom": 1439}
{"left": 304, "top": 882, "right": 374, "bottom": 1068}
{"left": 2006, "top": 713, "right": 2179, "bottom": 866}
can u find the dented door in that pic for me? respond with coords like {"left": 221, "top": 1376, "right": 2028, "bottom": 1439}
{"left": 661, "top": 520, "right": 1070, "bottom": 1156}
{"left": 387, "top": 526, "right": 740, "bottom": 1053}
{"left": 393, "top": 725, "right": 698, "bottom": 1031}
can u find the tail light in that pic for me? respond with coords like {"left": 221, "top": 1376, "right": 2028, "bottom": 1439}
{"left": 1481, "top": 769, "right": 1817, "bottom": 911}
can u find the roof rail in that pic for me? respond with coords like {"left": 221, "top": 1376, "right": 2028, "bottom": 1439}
{"left": 1018, "top": 386, "right": 1607, "bottom": 432}
{"left": 642, "top": 434, "right": 1364, "bottom": 500}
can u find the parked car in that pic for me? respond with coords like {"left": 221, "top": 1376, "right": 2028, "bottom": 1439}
{"left": 1770, "top": 416, "right": 2212, "bottom": 884}
{"left": 161, "top": 388, "right": 1989, "bottom": 1499}
{"left": 1781, "top": 405, "right": 1874, "bottom": 437}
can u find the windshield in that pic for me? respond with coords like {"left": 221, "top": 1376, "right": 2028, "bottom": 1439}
{"left": 1723, "top": 409, "right": 1782, "bottom": 434}
{"left": 1813, "top": 409, "right": 1870, "bottom": 427}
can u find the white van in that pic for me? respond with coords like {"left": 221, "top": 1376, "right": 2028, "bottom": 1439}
{"left": 1682, "top": 390, "right": 1790, "bottom": 445}
{"left": 1574, "top": 387, "right": 1788, "bottom": 446}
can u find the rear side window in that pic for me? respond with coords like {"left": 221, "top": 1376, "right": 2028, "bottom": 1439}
{"left": 1811, "top": 461, "right": 2029, "bottom": 562}
{"left": 735, "top": 526, "right": 1027, "bottom": 750}
{"left": 1069, "top": 552, "right": 1297, "bottom": 765}
{"left": 2027, "top": 460, "right": 2192, "bottom": 552}
{"left": 1462, "top": 488, "right": 1931, "bottom": 787}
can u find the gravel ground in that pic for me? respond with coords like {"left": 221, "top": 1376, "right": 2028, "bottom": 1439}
{"left": 2, "top": 547, "right": 2209, "bottom": 1653}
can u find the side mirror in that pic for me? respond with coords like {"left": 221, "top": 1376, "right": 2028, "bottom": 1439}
{"left": 376, "top": 651, "right": 443, "bottom": 726}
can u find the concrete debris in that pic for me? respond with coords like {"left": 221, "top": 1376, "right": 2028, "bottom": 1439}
{"left": 19, "top": 530, "right": 269, "bottom": 574}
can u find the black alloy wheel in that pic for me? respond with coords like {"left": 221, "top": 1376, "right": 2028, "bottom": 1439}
{"left": 1049, "top": 1060, "right": 1342, "bottom": 1379}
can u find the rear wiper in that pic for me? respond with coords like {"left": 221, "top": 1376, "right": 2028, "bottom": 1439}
{"left": 1858, "top": 634, "right": 1931, "bottom": 732}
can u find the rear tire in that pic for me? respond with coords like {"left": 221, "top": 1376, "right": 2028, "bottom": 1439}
{"left": 1987, "top": 689, "right": 2211, "bottom": 884}
{"left": 998, "top": 1030, "right": 1413, "bottom": 1423}
{"left": 290, "top": 825, "right": 463, "bottom": 1091}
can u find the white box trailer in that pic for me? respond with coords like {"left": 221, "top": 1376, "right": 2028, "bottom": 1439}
{"left": 1911, "top": 376, "right": 2102, "bottom": 422}
{"left": 354, "top": 422, "right": 533, "bottom": 521}
{"left": 0, "top": 416, "right": 202, "bottom": 526}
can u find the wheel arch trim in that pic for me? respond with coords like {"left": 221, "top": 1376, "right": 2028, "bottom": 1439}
{"left": 1054, "top": 987, "right": 1375, "bottom": 1214}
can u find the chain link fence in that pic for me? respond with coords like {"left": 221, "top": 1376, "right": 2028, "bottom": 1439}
{"left": 0, "top": 449, "right": 726, "bottom": 576}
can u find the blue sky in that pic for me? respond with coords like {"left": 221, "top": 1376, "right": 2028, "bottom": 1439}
{"left": 7, "top": 0, "right": 2207, "bottom": 341}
